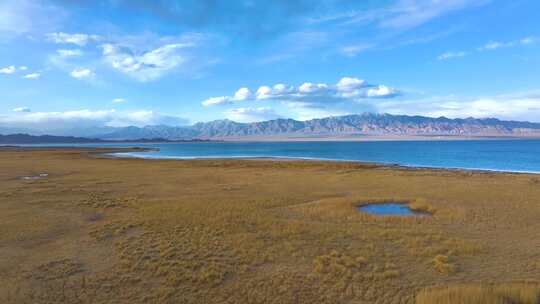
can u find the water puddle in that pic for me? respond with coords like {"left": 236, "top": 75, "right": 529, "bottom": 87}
{"left": 358, "top": 202, "right": 429, "bottom": 216}
{"left": 20, "top": 173, "right": 49, "bottom": 180}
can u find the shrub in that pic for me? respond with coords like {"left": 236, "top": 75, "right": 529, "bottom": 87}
{"left": 381, "top": 270, "right": 400, "bottom": 279}
{"left": 432, "top": 255, "right": 455, "bottom": 274}
{"left": 409, "top": 198, "right": 436, "bottom": 214}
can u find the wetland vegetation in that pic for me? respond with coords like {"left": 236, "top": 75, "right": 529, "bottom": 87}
{"left": 1, "top": 148, "right": 539, "bottom": 303}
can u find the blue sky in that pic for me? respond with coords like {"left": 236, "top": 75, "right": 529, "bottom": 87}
{"left": 1, "top": 0, "right": 540, "bottom": 133}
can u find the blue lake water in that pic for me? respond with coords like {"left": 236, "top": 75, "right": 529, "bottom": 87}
{"left": 358, "top": 203, "right": 427, "bottom": 216}
{"left": 11, "top": 140, "right": 540, "bottom": 173}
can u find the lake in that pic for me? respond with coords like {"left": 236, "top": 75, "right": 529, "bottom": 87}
{"left": 12, "top": 140, "right": 540, "bottom": 173}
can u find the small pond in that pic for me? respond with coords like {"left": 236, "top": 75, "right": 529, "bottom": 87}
{"left": 20, "top": 173, "right": 49, "bottom": 180}
{"left": 358, "top": 203, "right": 428, "bottom": 216}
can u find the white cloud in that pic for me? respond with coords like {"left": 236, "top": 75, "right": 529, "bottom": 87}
{"left": 12, "top": 107, "right": 31, "bottom": 113}
{"left": 0, "top": 109, "right": 189, "bottom": 132}
{"left": 379, "top": 0, "right": 490, "bottom": 30}
{"left": 112, "top": 98, "right": 127, "bottom": 104}
{"left": 339, "top": 44, "right": 374, "bottom": 57}
{"left": 202, "top": 87, "right": 258, "bottom": 106}
{"left": 0, "top": 66, "right": 32, "bottom": 75}
{"left": 298, "top": 82, "right": 328, "bottom": 94}
{"left": 70, "top": 68, "right": 95, "bottom": 79}
{"left": 23, "top": 73, "right": 40, "bottom": 79}
{"left": 0, "top": 66, "right": 16, "bottom": 74}
{"left": 202, "top": 96, "right": 231, "bottom": 107}
{"left": 478, "top": 37, "right": 536, "bottom": 51}
{"left": 46, "top": 32, "right": 100, "bottom": 46}
{"left": 480, "top": 41, "right": 514, "bottom": 51}
{"left": 202, "top": 77, "right": 399, "bottom": 107}
{"left": 293, "top": 108, "right": 350, "bottom": 121}
{"left": 520, "top": 37, "right": 535, "bottom": 45}
{"left": 101, "top": 42, "right": 193, "bottom": 81}
{"left": 226, "top": 107, "right": 282, "bottom": 123}
{"left": 57, "top": 49, "right": 83, "bottom": 57}
{"left": 377, "top": 91, "right": 540, "bottom": 122}
{"left": 0, "top": 0, "right": 66, "bottom": 36}
{"left": 106, "top": 110, "right": 188, "bottom": 127}
{"left": 272, "top": 84, "right": 294, "bottom": 94}
{"left": 438, "top": 36, "right": 537, "bottom": 60}
{"left": 232, "top": 87, "right": 252, "bottom": 101}
{"left": 331, "top": 0, "right": 490, "bottom": 31}
{"left": 437, "top": 51, "right": 467, "bottom": 60}
{"left": 366, "top": 85, "right": 400, "bottom": 98}
{"left": 336, "top": 77, "right": 368, "bottom": 95}
{"left": 256, "top": 86, "right": 273, "bottom": 99}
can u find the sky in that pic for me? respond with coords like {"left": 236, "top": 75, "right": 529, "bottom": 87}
{"left": 1, "top": 0, "right": 540, "bottom": 133}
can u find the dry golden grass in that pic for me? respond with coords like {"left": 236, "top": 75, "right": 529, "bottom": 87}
{"left": 432, "top": 254, "right": 455, "bottom": 274}
{"left": 0, "top": 147, "right": 539, "bottom": 303}
{"left": 415, "top": 282, "right": 540, "bottom": 304}
{"left": 409, "top": 198, "right": 437, "bottom": 214}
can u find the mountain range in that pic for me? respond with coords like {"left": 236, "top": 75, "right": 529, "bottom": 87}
{"left": 0, "top": 134, "right": 209, "bottom": 144}
{"left": 3, "top": 113, "right": 540, "bottom": 142}
{"left": 99, "top": 113, "right": 540, "bottom": 140}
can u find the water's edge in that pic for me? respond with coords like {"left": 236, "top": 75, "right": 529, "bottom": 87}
{"left": 7, "top": 141, "right": 540, "bottom": 175}
{"left": 108, "top": 151, "right": 540, "bottom": 175}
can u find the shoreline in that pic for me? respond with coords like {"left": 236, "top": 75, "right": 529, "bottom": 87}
{"left": 2, "top": 145, "right": 538, "bottom": 175}
{"left": 212, "top": 134, "right": 540, "bottom": 142}
{"left": 108, "top": 151, "right": 540, "bottom": 175}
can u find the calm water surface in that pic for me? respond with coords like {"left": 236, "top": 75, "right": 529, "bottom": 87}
{"left": 358, "top": 203, "right": 427, "bottom": 216}
{"left": 12, "top": 140, "right": 540, "bottom": 173}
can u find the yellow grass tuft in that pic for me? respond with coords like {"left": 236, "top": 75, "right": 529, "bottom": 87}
{"left": 409, "top": 198, "right": 436, "bottom": 214}
{"left": 415, "top": 282, "right": 540, "bottom": 304}
{"left": 381, "top": 270, "right": 400, "bottom": 279}
{"left": 312, "top": 251, "right": 367, "bottom": 276}
{"left": 432, "top": 254, "right": 455, "bottom": 274}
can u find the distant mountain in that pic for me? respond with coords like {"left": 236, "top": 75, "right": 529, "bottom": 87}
{"left": 99, "top": 125, "right": 198, "bottom": 140}
{"left": 0, "top": 133, "right": 208, "bottom": 144}
{"left": 0, "top": 134, "right": 106, "bottom": 144}
{"left": 4, "top": 114, "right": 540, "bottom": 142}
{"left": 98, "top": 113, "right": 540, "bottom": 140}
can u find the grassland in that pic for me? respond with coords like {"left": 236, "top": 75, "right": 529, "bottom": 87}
{"left": 0, "top": 147, "right": 539, "bottom": 303}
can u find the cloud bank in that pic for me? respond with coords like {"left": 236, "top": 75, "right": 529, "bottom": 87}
{"left": 0, "top": 109, "right": 189, "bottom": 134}
{"left": 101, "top": 41, "right": 194, "bottom": 82}
{"left": 202, "top": 77, "right": 400, "bottom": 107}
{"left": 438, "top": 36, "right": 536, "bottom": 60}
{"left": 225, "top": 107, "right": 282, "bottom": 123}
{"left": 378, "top": 91, "right": 540, "bottom": 123}
{"left": 46, "top": 32, "right": 101, "bottom": 46}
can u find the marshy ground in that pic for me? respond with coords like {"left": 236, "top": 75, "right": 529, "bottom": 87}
{"left": 1, "top": 148, "right": 539, "bottom": 303}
